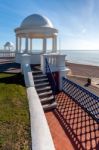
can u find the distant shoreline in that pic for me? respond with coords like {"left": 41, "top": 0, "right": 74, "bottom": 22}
{"left": 64, "top": 50, "right": 99, "bottom": 67}
{"left": 66, "top": 60, "right": 99, "bottom": 67}
{"left": 66, "top": 62, "right": 99, "bottom": 78}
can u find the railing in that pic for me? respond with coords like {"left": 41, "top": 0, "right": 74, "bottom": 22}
{"left": 45, "top": 58, "right": 57, "bottom": 95}
{"left": 44, "top": 53, "right": 66, "bottom": 68}
{"left": 0, "top": 51, "right": 15, "bottom": 58}
{"left": 62, "top": 77, "right": 99, "bottom": 123}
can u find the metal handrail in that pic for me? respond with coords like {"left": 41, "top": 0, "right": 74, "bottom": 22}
{"left": 45, "top": 58, "right": 57, "bottom": 95}
{"left": 62, "top": 77, "right": 99, "bottom": 122}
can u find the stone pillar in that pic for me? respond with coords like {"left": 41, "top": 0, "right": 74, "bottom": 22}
{"left": 19, "top": 37, "right": 22, "bottom": 52}
{"left": 54, "top": 35, "right": 57, "bottom": 50}
{"left": 43, "top": 38, "right": 47, "bottom": 53}
{"left": 25, "top": 36, "right": 28, "bottom": 53}
{"left": 30, "top": 38, "right": 32, "bottom": 52}
{"left": 16, "top": 36, "right": 18, "bottom": 52}
{"left": 52, "top": 35, "right": 57, "bottom": 53}
{"left": 52, "top": 37, "right": 54, "bottom": 51}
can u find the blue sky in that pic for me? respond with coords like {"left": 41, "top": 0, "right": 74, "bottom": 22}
{"left": 0, "top": 0, "right": 99, "bottom": 50}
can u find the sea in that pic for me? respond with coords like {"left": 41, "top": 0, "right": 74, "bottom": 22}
{"left": 61, "top": 50, "right": 99, "bottom": 66}
{"left": 0, "top": 49, "right": 99, "bottom": 66}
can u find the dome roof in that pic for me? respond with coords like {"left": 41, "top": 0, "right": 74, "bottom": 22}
{"left": 15, "top": 14, "right": 58, "bottom": 38}
{"left": 4, "top": 42, "right": 14, "bottom": 47}
{"left": 21, "top": 14, "right": 53, "bottom": 28}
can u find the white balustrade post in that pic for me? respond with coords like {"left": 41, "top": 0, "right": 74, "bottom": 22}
{"left": 43, "top": 38, "right": 47, "bottom": 53}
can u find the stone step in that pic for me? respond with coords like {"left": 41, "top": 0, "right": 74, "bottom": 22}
{"left": 43, "top": 101, "right": 57, "bottom": 111}
{"left": 36, "top": 86, "right": 51, "bottom": 93}
{"left": 31, "top": 68, "right": 41, "bottom": 71}
{"left": 40, "top": 95, "right": 54, "bottom": 105}
{"left": 32, "top": 66, "right": 57, "bottom": 111}
{"left": 33, "top": 74, "right": 47, "bottom": 79}
{"left": 35, "top": 82, "right": 50, "bottom": 88}
{"left": 38, "top": 90, "right": 52, "bottom": 98}
{"left": 34, "top": 78, "right": 48, "bottom": 83}
{"left": 32, "top": 70, "right": 42, "bottom": 75}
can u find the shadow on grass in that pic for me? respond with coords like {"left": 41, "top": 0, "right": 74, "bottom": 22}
{"left": 54, "top": 92, "right": 99, "bottom": 150}
{"left": 0, "top": 73, "right": 25, "bottom": 87}
{"left": 0, "top": 62, "right": 20, "bottom": 72}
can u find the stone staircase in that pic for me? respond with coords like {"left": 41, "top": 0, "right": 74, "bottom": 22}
{"left": 32, "top": 65, "right": 57, "bottom": 111}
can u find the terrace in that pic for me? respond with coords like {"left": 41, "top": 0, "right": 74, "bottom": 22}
{"left": 0, "top": 55, "right": 98, "bottom": 150}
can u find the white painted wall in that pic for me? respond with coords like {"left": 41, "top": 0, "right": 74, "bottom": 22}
{"left": 22, "top": 63, "right": 34, "bottom": 87}
{"left": 15, "top": 53, "right": 40, "bottom": 64}
{"left": 30, "top": 53, "right": 40, "bottom": 64}
{"left": 22, "top": 63, "right": 55, "bottom": 150}
{"left": 27, "top": 87, "right": 55, "bottom": 150}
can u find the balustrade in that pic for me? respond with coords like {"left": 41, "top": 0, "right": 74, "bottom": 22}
{"left": 62, "top": 77, "right": 99, "bottom": 122}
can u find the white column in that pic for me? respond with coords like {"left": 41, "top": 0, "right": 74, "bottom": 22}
{"left": 30, "top": 38, "right": 32, "bottom": 52}
{"left": 52, "top": 35, "right": 57, "bottom": 53}
{"left": 16, "top": 36, "right": 18, "bottom": 52}
{"left": 54, "top": 35, "right": 57, "bottom": 50}
{"left": 19, "top": 37, "right": 22, "bottom": 52}
{"left": 25, "top": 36, "right": 28, "bottom": 53}
{"left": 52, "top": 37, "right": 54, "bottom": 51}
{"left": 43, "top": 38, "right": 47, "bottom": 53}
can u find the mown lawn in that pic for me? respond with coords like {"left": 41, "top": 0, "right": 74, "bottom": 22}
{"left": 0, "top": 73, "right": 31, "bottom": 150}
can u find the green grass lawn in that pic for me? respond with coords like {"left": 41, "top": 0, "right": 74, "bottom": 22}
{"left": 0, "top": 73, "right": 31, "bottom": 150}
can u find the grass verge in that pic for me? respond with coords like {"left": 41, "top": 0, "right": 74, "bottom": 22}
{"left": 0, "top": 73, "right": 31, "bottom": 150}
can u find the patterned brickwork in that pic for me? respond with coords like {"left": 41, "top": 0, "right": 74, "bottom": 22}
{"left": 45, "top": 92, "right": 99, "bottom": 150}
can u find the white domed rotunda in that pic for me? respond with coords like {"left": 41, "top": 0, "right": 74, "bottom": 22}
{"left": 15, "top": 14, "right": 58, "bottom": 54}
{"left": 15, "top": 14, "right": 67, "bottom": 89}
{"left": 4, "top": 42, "right": 14, "bottom": 51}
